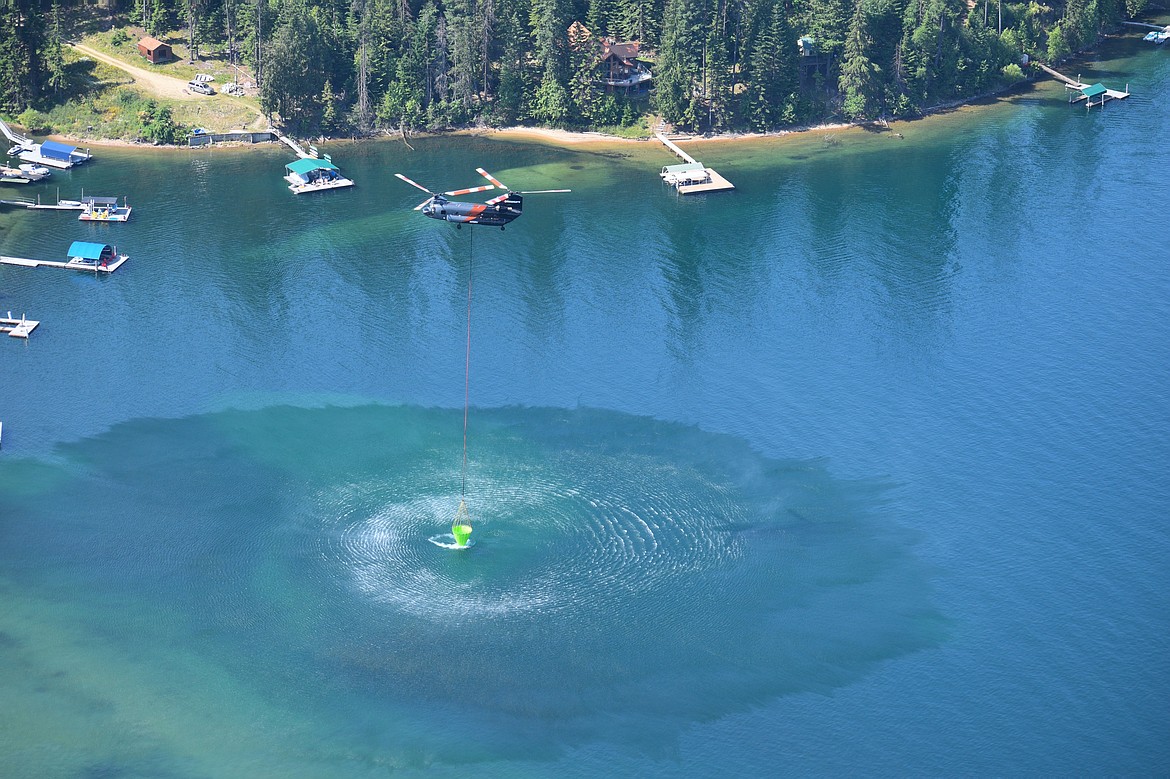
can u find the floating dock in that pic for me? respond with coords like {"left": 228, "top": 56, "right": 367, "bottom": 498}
{"left": 1, "top": 242, "right": 128, "bottom": 274}
{"left": 655, "top": 130, "right": 735, "bottom": 194}
{"left": 77, "top": 196, "right": 132, "bottom": 222}
{"left": 1123, "top": 21, "right": 1170, "bottom": 43}
{"left": 1034, "top": 63, "right": 1130, "bottom": 107}
{"left": 0, "top": 195, "right": 86, "bottom": 211}
{"left": 2, "top": 118, "right": 92, "bottom": 168}
{"left": 1, "top": 313, "right": 40, "bottom": 338}
{"left": 273, "top": 130, "right": 354, "bottom": 192}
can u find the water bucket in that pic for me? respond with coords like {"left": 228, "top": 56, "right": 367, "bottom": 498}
{"left": 451, "top": 523, "right": 473, "bottom": 547}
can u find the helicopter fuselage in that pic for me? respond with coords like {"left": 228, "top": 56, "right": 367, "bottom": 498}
{"left": 424, "top": 193, "right": 523, "bottom": 228}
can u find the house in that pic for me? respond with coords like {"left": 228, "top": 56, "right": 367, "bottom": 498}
{"left": 599, "top": 39, "right": 652, "bottom": 91}
{"left": 137, "top": 36, "right": 173, "bottom": 64}
{"left": 568, "top": 22, "right": 653, "bottom": 93}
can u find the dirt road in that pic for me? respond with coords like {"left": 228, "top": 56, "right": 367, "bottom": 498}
{"left": 69, "top": 42, "right": 200, "bottom": 101}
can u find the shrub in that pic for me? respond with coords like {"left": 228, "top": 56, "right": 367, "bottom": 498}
{"left": 16, "top": 108, "right": 50, "bottom": 133}
{"left": 111, "top": 29, "right": 130, "bottom": 47}
{"left": 1002, "top": 63, "right": 1027, "bottom": 84}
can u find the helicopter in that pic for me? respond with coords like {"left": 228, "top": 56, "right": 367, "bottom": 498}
{"left": 394, "top": 168, "right": 570, "bottom": 229}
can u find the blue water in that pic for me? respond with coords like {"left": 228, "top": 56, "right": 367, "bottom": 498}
{"left": 1, "top": 38, "right": 1168, "bottom": 776}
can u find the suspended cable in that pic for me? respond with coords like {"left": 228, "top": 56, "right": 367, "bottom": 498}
{"left": 462, "top": 227, "right": 473, "bottom": 497}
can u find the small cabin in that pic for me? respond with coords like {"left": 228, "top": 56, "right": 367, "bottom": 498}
{"left": 138, "top": 36, "right": 173, "bottom": 64}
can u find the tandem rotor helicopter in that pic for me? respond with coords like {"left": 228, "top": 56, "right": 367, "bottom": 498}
{"left": 394, "top": 167, "right": 570, "bottom": 229}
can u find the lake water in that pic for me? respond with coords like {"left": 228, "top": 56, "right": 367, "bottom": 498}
{"left": 1, "top": 38, "right": 1168, "bottom": 777}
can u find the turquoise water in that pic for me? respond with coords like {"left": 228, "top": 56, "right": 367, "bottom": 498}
{"left": 2, "top": 39, "right": 1168, "bottom": 776}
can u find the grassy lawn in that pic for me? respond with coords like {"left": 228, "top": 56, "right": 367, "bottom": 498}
{"left": 82, "top": 26, "right": 255, "bottom": 90}
{"left": 6, "top": 31, "right": 265, "bottom": 142}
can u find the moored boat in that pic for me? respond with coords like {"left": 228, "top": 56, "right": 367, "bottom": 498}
{"left": 0, "top": 163, "right": 51, "bottom": 183}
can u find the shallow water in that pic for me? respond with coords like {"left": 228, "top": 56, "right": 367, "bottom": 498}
{"left": 1, "top": 36, "right": 1168, "bottom": 776}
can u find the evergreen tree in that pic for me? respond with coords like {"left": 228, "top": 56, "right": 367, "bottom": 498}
{"left": 747, "top": 0, "right": 798, "bottom": 129}
{"left": 840, "top": 0, "right": 879, "bottom": 119}
{"left": 655, "top": 0, "right": 705, "bottom": 128}
{"left": 0, "top": 0, "right": 48, "bottom": 112}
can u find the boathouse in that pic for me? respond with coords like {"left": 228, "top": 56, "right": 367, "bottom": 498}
{"left": 67, "top": 241, "right": 120, "bottom": 269}
{"left": 38, "top": 140, "right": 84, "bottom": 166}
{"left": 285, "top": 158, "right": 340, "bottom": 184}
{"left": 137, "top": 36, "right": 173, "bottom": 64}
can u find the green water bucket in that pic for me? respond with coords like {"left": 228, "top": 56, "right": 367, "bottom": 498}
{"left": 451, "top": 523, "right": 473, "bottom": 547}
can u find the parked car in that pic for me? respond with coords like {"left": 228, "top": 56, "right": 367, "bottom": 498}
{"left": 188, "top": 81, "right": 214, "bottom": 95}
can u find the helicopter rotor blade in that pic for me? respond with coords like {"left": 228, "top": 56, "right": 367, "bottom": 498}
{"left": 516, "top": 189, "right": 572, "bottom": 194}
{"left": 443, "top": 184, "right": 497, "bottom": 197}
{"left": 395, "top": 173, "right": 434, "bottom": 194}
{"left": 413, "top": 197, "right": 433, "bottom": 211}
{"left": 476, "top": 168, "right": 507, "bottom": 189}
{"left": 485, "top": 193, "right": 509, "bottom": 205}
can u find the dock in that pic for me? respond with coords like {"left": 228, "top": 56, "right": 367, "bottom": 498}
{"left": 0, "top": 195, "right": 86, "bottom": 211}
{"left": 1034, "top": 62, "right": 1130, "bottom": 107}
{"left": 77, "top": 196, "right": 132, "bottom": 222}
{"left": 0, "top": 253, "right": 127, "bottom": 273}
{"left": 1, "top": 313, "right": 40, "bottom": 338}
{"left": 655, "top": 130, "right": 735, "bottom": 195}
{"left": 3, "top": 117, "right": 92, "bottom": 168}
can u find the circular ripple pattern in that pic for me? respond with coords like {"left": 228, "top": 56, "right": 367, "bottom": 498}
{"left": 322, "top": 446, "right": 745, "bottom": 623}
{"left": 7, "top": 403, "right": 941, "bottom": 757}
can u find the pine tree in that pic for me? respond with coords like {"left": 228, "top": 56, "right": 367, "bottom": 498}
{"left": 840, "top": 0, "right": 879, "bottom": 119}
{"left": 655, "top": 0, "right": 705, "bottom": 128}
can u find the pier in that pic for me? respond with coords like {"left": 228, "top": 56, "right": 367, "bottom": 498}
{"left": 273, "top": 129, "right": 312, "bottom": 159}
{"left": 0, "top": 116, "right": 33, "bottom": 149}
{"left": 1, "top": 117, "right": 92, "bottom": 168}
{"left": 0, "top": 252, "right": 127, "bottom": 274}
{"left": 1, "top": 313, "right": 39, "bottom": 338}
{"left": 655, "top": 130, "right": 735, "bottom": 195}
{"left": 1034, "top": 62, "right": 1130, "bottom": 107}
{"left": 0, "top": 195, "right": 86, "bottom": 211}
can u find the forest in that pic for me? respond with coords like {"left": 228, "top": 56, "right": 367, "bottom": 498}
{"left": 0, "top": 0, "right": 1155, "bottom": 135}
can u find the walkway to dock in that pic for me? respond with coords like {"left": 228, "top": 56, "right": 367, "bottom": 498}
{"left": 273, "top": 130, "right": 311, "bottom": 159}
{"left": 1, "top": 313, "right": 39, "bottom": 338}
{"left": 0, "top": 254, "right": 127, "bottom": 273}
{"left": 655, "top": 131, "right": 698, "bottom": 165}
{"left": 0, "top": 116, "right": 33, "bottom": 149}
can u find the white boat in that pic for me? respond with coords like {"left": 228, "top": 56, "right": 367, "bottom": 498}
{"left": 19, "top": 164, "right": 51, "bottom": 180}
{"left": 1, "top": 165, "right": 33, "bottom": 184}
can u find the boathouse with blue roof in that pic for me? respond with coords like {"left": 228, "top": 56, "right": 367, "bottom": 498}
{"left": 68, "top": 241, "right": 117, "bottom": 265}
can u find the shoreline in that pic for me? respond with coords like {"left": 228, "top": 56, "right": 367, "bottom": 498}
{"left": 46, "top": 86, "right": 1024, "bottom": 154}
{"left": 34, "top": 74, "right": 1040, "bottom": 154}
{"left": 27, "top": 18, "right": 1159, "bottom": 155}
